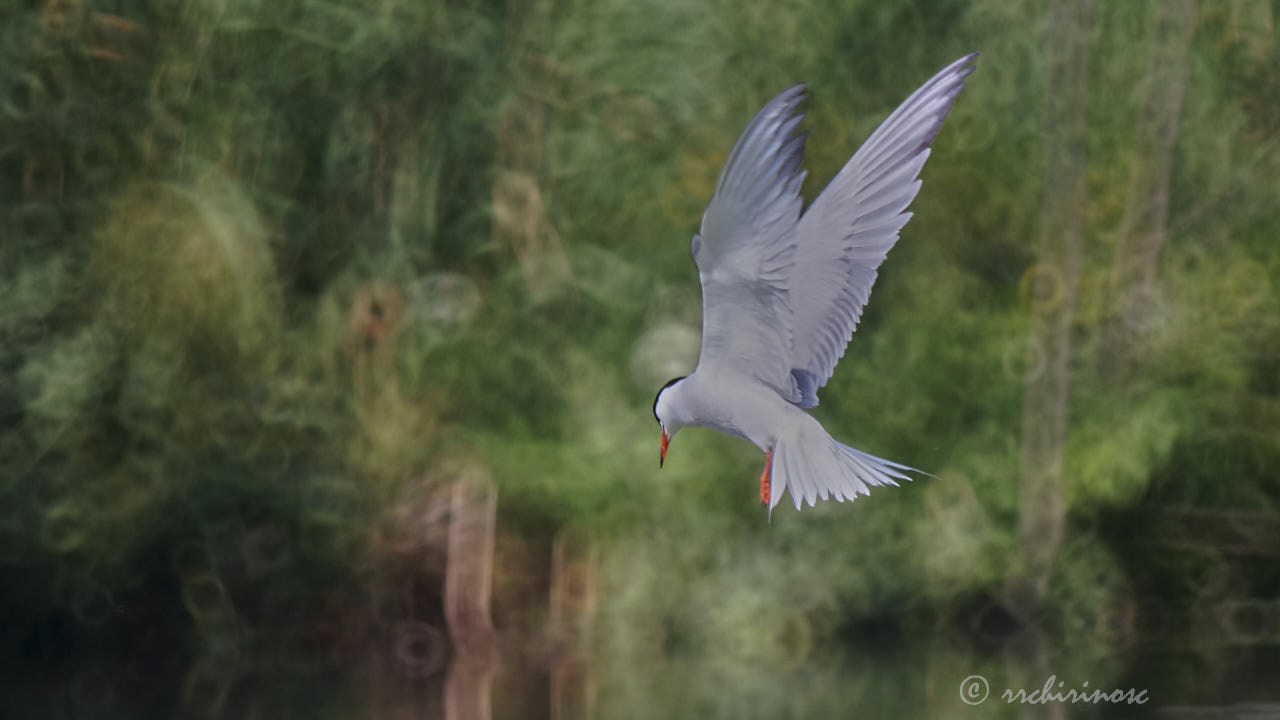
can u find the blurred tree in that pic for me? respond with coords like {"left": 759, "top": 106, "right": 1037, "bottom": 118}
{"left": 1012, "top": 0, "right": 1091, "bottom": 614}
{"left": 1100, "top": 0, "right": 1199, "bottom": 377}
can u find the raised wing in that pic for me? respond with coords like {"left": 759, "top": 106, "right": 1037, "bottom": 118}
{"left": 693, "top": 84, "right": 808, "bottom": 396}
{"left": 787, "top": 54, "right": 977, "bottom": 406}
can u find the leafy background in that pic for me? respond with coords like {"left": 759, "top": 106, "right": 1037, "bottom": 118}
{"left": 2, "top": 0, "right": 1279, "bottom": 717}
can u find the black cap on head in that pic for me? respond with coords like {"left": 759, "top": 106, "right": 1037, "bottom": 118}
{"left": 653, "top": 376, "right": 686, "bottom": 422}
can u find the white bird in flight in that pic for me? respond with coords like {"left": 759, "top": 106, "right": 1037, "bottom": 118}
{"left": 652, "top": 53, "right": 976, "bottom": 517}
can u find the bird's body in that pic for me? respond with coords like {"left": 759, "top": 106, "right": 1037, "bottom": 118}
{"left": 659, "top": 369, "right": 789, "bottom": 450}
{"left": 653, "top": 53, "right": 977, "bottom": 516}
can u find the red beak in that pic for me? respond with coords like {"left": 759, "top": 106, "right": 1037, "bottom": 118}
{"left": 660, "top": 428, "right": 670, "bottom": 468}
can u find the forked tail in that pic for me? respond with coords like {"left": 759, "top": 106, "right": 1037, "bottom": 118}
{"left": 768, "top": 411, "right": 923, "bottom": 517}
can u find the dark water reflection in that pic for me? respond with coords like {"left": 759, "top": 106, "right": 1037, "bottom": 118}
{"left": 6, "top": 478, "right": 1280, "bottom": 719}
{"left": 7, "top": 490, "right": 1280, "bottom": 720}
{"left": 6, "top": 632, "right": 1280, "bottom": 719}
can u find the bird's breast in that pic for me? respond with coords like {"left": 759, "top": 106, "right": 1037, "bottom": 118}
{"left": 684, "top": 371, "right": 792, "bottom": 452}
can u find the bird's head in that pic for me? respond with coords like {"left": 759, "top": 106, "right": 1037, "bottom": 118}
{"left": 652, "top": 376, "right": 687, "bottom": 468}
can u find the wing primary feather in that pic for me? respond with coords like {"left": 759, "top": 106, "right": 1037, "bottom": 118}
{"left": 693, "top": 82, "right": 809, "bottom": 396}
{"left": 858, "top": 56, "right": 975, "bottom": 164}
{"left": 784, "top": 54, "right": 976, "bottom": 398}
{"left": 714, "top": 85, "right": 807, "bottom": 198}
{"left": 862, "top": 148, "right": 930, "bottom": 198}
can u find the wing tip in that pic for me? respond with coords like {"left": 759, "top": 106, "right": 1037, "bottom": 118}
{"left": 927, "top": 53, "right": 980, "bottom": 104}
{"left": 951, "top": 51, "right": 980, "bottom": 72}
{"left": 712, "top": 82, "right": 811, "bottom": 202}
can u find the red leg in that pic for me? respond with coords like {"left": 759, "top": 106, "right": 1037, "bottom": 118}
{"left": 759, "top": 448, "right": 773, "bottom": 507}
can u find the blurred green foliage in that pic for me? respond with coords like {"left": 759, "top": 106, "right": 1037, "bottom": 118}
{"left": 2, "top": 0, "right": 1280, "bottom": 714}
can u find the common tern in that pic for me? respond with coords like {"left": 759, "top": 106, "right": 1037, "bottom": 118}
{"left": 652, "top": 53, "right": 976, "bottom": 516}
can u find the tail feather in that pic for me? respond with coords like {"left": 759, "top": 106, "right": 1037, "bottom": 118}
{"left": 769, "top": 412, "right": 924, "bottom": 517}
